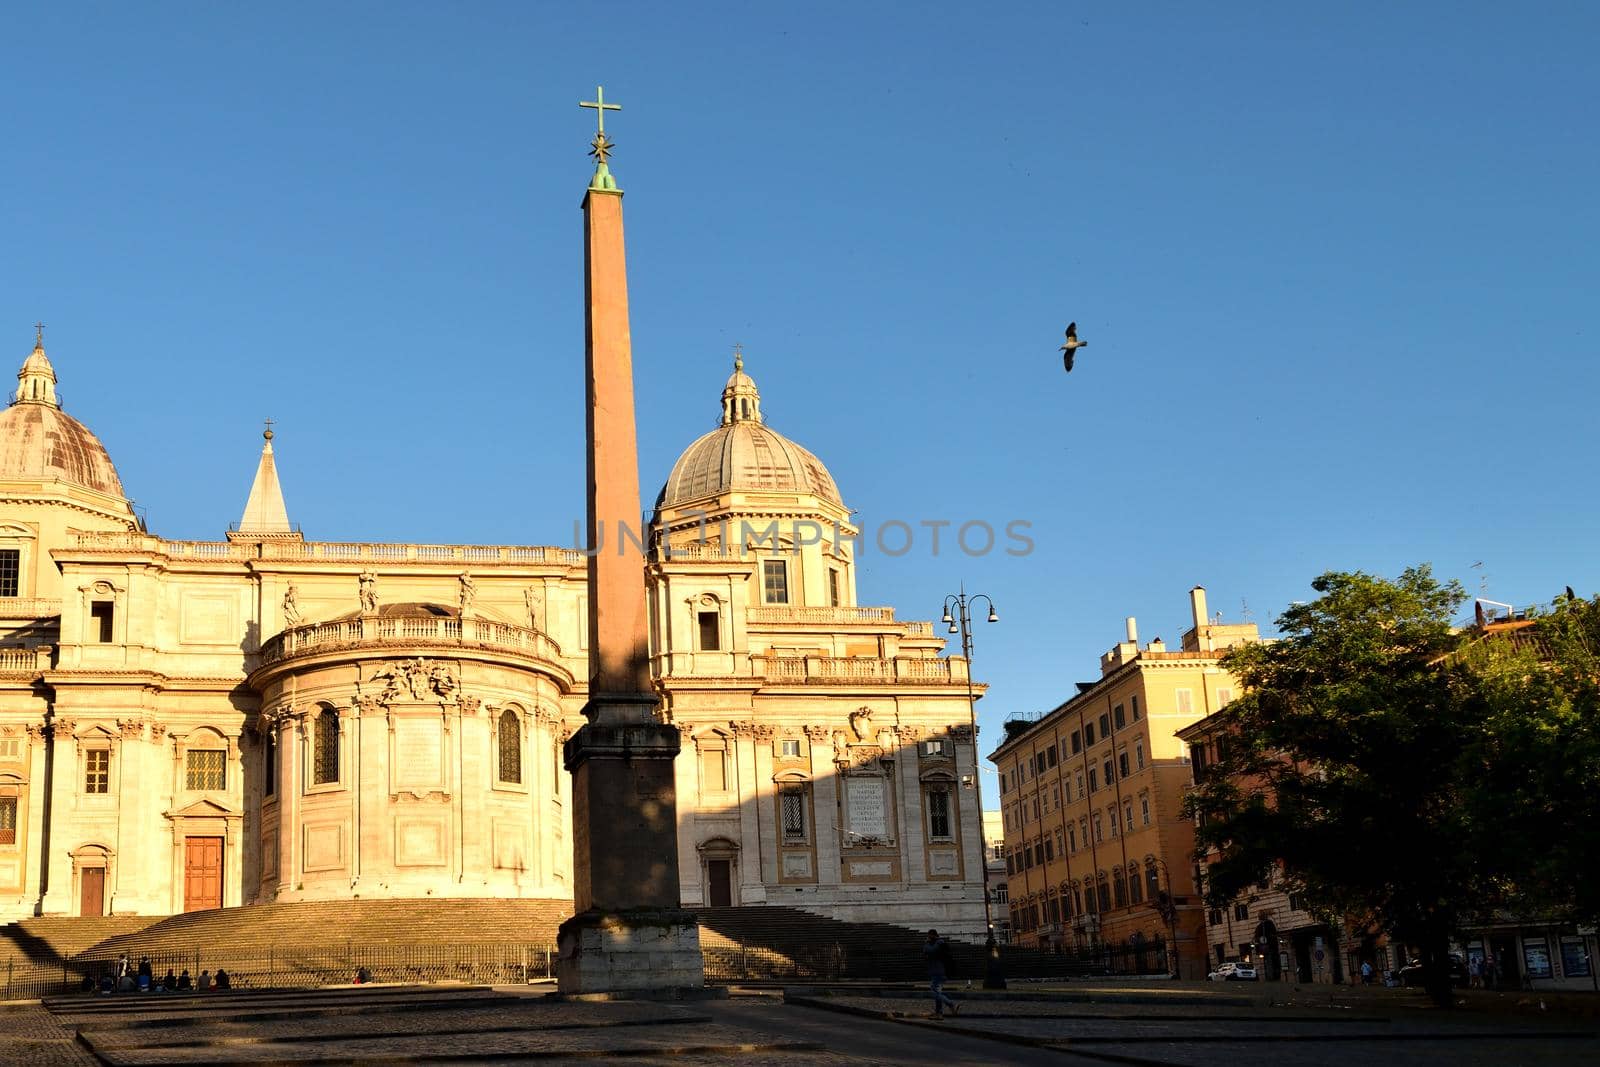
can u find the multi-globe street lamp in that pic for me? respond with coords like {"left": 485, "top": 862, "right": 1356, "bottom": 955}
{"left": 941, "top": 585, "right": 1003, "bottom": 987}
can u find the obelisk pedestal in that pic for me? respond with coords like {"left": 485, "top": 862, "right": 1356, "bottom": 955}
{"left": 556, "top": 92, "right": 705, "bottom": 994}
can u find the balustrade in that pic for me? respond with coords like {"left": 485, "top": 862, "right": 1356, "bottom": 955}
{"left": 749, "top": 654, "right": 964, "bottom": 685}
{"left": 259, "top": 614, "right": 565, "bottom": 666}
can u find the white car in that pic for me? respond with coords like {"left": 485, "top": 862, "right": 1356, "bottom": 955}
{"left": 1207, "top": 961, "right": 1258, "bottom": 981}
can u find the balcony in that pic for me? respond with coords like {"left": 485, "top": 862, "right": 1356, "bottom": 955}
{"left": 0, "top": 646, "right": 49, "bottom": 673}
{"left": 68, "top": 532, "right": 585, "bottom": 566}
{"left": 257, "top": 613, "right": 567, "bottom": 669}
{"left": 747, "top": 606, "right": 896, "bottom": 625}
{"left": 0, "top": 597, "right": 63, "bottom": 619}
{"left": 753, "top": 654, "right": 969, "bottom": 686}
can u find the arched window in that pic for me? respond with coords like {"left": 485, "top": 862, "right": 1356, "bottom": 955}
{"left": 498, "top": 709, "right": 522, "bottom": 784}
{"left": 313, "top": 709, "right": 339, "bottom": 785}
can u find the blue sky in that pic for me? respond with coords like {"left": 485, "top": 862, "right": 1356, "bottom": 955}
{"left": 5, "top": 3, "right": 1596, "bottom": 783}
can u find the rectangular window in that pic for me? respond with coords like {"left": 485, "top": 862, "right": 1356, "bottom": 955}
{"left": 1131, "top": 694, "right": 1141, "bottom": 720}
{"left": 1119, "top": 752, "right": 1130, "bottom": 778}
{"left": 0, "top": 796, "right": 16, "bottom": 844}
{"left": 1042, "top": 837, "right": 1053, "bottom": 861}
{"left": 1209, "top": 908, "right": 1222, "bottom": 926}
{"left": 1125, "top": 802, "right": 1134, "bottom": 829}
{"left": 1099, "top": 713, "right": 1110, "bottom": 737}
{"left": 1234, "top": 903, "right": 1249, "bottom": 921}
{"left": 922, "top": 739, "right": 952, "bottom": 758}
{"left": 828, "top": 568, "right": 841, "bottom": 607}
{"left": 1084, "top": 723, "right": 1094, "bottom": 746}
{"left": 781, "top": 787, "right": 807, "bottom": 840}
{"left": 1136, "top": 740, "right": 1145, "bottom": 769}
{"left": 927, "top": 788, "right": 952, "bottom": 839}
{"left": 1176, "top": 688, "right": 1194, "bottom": 714}
{"left": 0, "top": 548, "right": 19, "bottom": 597}
{"left": 1046, "top": 745, "right": 1057, "bottom": 767}
{"left": 1067, "top": 824, "right": 1076, "bottom": 852}
{"left": 1560, "top": 936, "right": 1591, "bottom": 978}
{"left": 1217, "top": 687, "right": 1234, "bottom": 707}
{"left": 85, "top": 749, "right": 109, "bottom": 794}
{"left": 1076, "top": 772, "right": 1084, "bottom": 799}
{"left": 1109, "top": 808, "right": 1119, "bottom": 836}
{"left": 999, "top": 772, "right": 1007, "bottom": 793}
{"left": 1103, "top": 759, "right": 1114, "bottom": 785}
{"left": 1114, "top": 704, "right": 1125, "bottom": 729}
{"left": 1141, "top": 796, "right": 1150, "bottom": 825}
{"left": 779, "top": 738, "right": 801, "bottom": 759}
{"left": 762, "top": 560, "right": 789, "bottom": 604}
{"left": 1088, "top": 768, "right": 1097, "bottom": 792}
{"left": 91, "top": 601, "right": 114, "bottom": 643}
{"left": 0, "top": 738, "right": 18, "bottom": 760}
{"left": 185, "top": 749, "right": 225, "bottom": 791}
{"left": 263, "top": 733, "right": 276, "bottom": 797}
{"left": 1070, "top": 730, "right": 1081, "bottom": 754}
{"left": 1092, "top": 812, "right": 1103, "bottom": 841}
{"left": 697, "top": 611, "right": 721, "bottom": 651}
{"left": 702, "top": 749, "right": 728, "bottom": 793}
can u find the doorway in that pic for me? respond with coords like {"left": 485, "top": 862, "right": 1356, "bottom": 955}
{"left": 80, "top": 867, "right": 105, "bottom": 916}
{"left": 184, "top": 836, "right": 223, "bottom": 912}
{"left": 707, "top": 859, "right": 732, "bottom": 907}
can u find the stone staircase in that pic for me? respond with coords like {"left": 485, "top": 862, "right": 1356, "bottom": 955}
{"left": 4, "top": 899, "right": 1095, "bottom": 997}
{"left": 695, "top": 905, "right": 1101, "bottom": 982}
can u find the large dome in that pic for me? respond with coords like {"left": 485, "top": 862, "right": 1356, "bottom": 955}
{"left": 0, "top": 339, "right": 127, "bottom": 499}
{"left": 656, "top": 356, "right": 842, "bottom": 511}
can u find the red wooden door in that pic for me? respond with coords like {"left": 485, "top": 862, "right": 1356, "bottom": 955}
{"left": 184, "top": 837, "right": 223, "bottom": 912}
{"left": 80, "top": 867, "right": 105, "bottom": 916}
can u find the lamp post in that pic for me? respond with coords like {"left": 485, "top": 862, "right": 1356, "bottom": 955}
{"left": 941, "top": 585, "right": 1003, "bottom": 987}
{"left": 1148, "top": 857, "right": 1181, "bottom": 980}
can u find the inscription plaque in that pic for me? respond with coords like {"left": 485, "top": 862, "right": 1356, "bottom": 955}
{"left": 845, "top": 777, "right": 889, "bottom": 840}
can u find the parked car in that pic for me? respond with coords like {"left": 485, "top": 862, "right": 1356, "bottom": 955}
{"left": 1207, "top": 961, "right": 1258, "bottom": 981}
{"left": 1398, "top": 953, "right": 1469, "bottom": 988}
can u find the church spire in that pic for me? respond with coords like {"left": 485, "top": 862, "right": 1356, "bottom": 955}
{"left": 235, "top": 421, "right": 294, "bottom": 538}
{"left": 14, "top": 325, "right": 60, "bottom": 408}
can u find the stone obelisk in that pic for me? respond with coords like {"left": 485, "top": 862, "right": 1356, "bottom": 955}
{"left": 556, "top": 87, "right": 705, "bottom": 994}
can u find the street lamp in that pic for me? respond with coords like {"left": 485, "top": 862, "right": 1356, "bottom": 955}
{"left": 1148, "top": 857, "right": 1181, "bottom": 980}
{"left": 942, "top": 584, "right": 1003, "bottom": 988}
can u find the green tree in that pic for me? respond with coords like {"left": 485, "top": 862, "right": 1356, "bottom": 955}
{"left": 1458, "top": 593, "right": 1600, "bottom": 925}
{"left": 1188, "top": 566, "right": 1479, "bottom": 1005}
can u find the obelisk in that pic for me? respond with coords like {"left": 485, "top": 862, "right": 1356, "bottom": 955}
{"left": 556, "top": 87, "right": 705, "bottom": 994}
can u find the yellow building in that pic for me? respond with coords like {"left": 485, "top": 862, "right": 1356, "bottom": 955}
{"left": 990, "top": 587, "right": 1257, "bottom": 978}
{"left": 0, "top": 337, "right": 986, "bottom": 936}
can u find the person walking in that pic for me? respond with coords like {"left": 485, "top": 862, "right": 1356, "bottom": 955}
{"left": 923, "top": 930, "right": 959, "bottom": 1019}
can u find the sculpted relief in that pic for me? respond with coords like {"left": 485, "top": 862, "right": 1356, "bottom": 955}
{"left": 366, "top": 658, "right": 458, "bottom": 704}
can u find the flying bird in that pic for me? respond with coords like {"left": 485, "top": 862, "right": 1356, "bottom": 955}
{"left": 1060, "top": 322, "right": 1088, "bottom": 372}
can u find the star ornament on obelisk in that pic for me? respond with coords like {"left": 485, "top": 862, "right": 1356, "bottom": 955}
{"left": 557, "top": 85, "right": 707, "bottom": 996}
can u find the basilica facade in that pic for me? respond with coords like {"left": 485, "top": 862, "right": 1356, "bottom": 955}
{"left": 0, "top": 336, "right": 986, "bottom": 936}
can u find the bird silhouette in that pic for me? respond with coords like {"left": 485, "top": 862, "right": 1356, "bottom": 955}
{"left": 1060, "top": 322, "right": 1088, "bottom": 372}
{"left": 1567, "top": 585, "right": 1578, "bottom": 603}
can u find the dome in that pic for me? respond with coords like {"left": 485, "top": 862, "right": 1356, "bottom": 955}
{"left": 0, "top": 338, "right": 128, "bottom": 499}
{"left": 656, "top": 354, "right": 843, "bottom": 510}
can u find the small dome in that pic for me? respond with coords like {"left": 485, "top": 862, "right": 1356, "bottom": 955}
{"left": 0, "top": 338, "right": 127, "bottom": 499}
{"left": 657, "top": 355, "right": 842, "bottom": 510}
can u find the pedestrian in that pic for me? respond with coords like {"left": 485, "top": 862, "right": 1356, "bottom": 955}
{"left": 162, "top": 968, "right": 177, "bottom": 992}
{"left": 1468, "top": 955, "right": 1483, "bottom": 989}
{"left": 923, "top": 929, "right": 959, "bottom": 1019}
{"left": 116, "top": 953, "right": 129, "bottom": 983}
{"left": 214, "top": 968, "right": 231, "bottom": 990}
{"left": 177, "top": 969, "right": 192, "bottom": 991}
{"left": 198, "top": 969, "right": 212, "bottom": 991}
{"left": 1360, "top": 960, "right": 1374, "bottom": 986}
{"left": 137, "top": 955, "right": 152, "bottom": 987}
{"left": 1483, "top": 951, "right": 1497, "bottom": 991}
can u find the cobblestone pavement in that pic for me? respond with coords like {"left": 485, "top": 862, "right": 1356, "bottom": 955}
{"left": 0, "top": 1005, "right": 97, "bottom": 1066}
{"left": 32, "top": 983, "right": 1600, "bottom": 1065}
{"left": 788, "top": 989, "right": 1600, "bottom": 1066}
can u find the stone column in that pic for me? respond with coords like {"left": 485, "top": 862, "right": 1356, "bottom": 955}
{"left": 806, "top": 727, "right": 842, "bottom": 886}
{"left": 39, "top": 718, "right": 76, "bottom": 915}
{"left": 558, "top": 135, "right": 701, "bottom": 994}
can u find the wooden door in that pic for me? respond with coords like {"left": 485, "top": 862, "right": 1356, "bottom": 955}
{"left": 708, "top": 859, "right": 732, "bottom": 907}
{"left": 184, "top": 836, "right": 223, "bottom": 912}
{"left": 80, "top": 867, "right": 105, "bottom": 916}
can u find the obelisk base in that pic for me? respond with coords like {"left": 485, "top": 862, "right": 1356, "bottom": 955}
{"left": 558, "top": 715, "right": 705, "bottom": 994}
{"left": 555, "top": 908, "right": 707, "bottom": 996}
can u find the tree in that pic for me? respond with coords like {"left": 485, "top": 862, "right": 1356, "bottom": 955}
{"left": 1188, "top": 566, "right": 1480, "bottom": 1006}
{"left": 1457, "top": 593, "right": 1600, "bottom": 925}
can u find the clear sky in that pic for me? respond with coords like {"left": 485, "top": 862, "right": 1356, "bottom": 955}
{"left": 5, "top": 3, "right": 1596, "bottom": 786}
